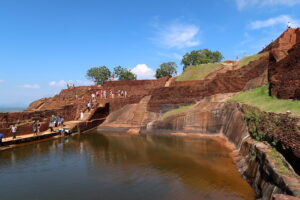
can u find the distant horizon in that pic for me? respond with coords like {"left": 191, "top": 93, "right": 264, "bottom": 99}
{"left": 0, "top": 106, "right": 26, "bottom": 113}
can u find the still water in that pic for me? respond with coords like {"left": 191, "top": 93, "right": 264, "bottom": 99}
{"left": 0, "top": 132, "right": 255, "bottom": 200}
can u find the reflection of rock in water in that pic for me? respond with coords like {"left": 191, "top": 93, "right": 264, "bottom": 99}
{"left": 81, "top": 132, "right": 254, "bottom": 200}
{"left": 0, "top": 132, "right": 254, "bottom": 200}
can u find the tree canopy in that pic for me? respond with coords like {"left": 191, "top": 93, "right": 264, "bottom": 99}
{"left": 181, "top": 49, "right": 223, "bottom": 70}
{"left": 113, "top": 66, "right": 137, "bottom": 81}
{"left": 86, "top": 66, "right": 111, "bottom": 85}
{"left": 155, "top": 62, "right": 177, "bottom": 79}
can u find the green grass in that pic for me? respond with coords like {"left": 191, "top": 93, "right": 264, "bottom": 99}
{"left": 176, "top": 63, "right": 223, "bottom": 81}
{"left": 269, "top": 149, "right": 294, "bottom": 175}
{"left": 162, "top": 105, "right": 194, "bottom": 119}
{"left": 236, "top": 52, "right": 268, "bottom": 69}
{"left": 228, "top": 85, "right": 300, "bottom": 115}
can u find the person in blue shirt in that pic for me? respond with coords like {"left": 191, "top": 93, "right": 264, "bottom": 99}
{"left": 0, "top": 133, "right": 4, "bottom": 146}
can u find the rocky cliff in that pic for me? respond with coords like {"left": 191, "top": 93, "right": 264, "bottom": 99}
{"left": 269, "top": 43, "right": 300, "bottom": 99}
{"left": 261, "top": 28, "right": 300, "bottom": 61}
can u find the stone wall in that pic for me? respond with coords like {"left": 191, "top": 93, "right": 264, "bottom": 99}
{"left": 241, "top": 104, "right": 300, "bottom": 174}
{"left": 269, "top": 43, "right": 300, "bottom": 99}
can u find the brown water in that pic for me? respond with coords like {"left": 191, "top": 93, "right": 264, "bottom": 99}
{"left": 0, "top": 132, "right": 255, "bottom": 200}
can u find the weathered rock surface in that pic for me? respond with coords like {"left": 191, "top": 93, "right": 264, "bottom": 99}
{"left": 238, "top": 138, "right": 300, "bottom": 200}
{"left": 262, "top": 28, "right": 300, "bottom": 61}
{"left": 269, "top": 43, "right": 300, "bottom": 99}
{"left": 99, "top": 96, "right": 159, "bottom": 130}
{"left": 273, "top": 194, "right": 300, "bottom": 200}
{"left": 147, "top": 101, "right": 249, "bottom": 147}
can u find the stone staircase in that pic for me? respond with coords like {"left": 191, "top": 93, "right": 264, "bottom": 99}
{"left": 130, "top": 96, "right": 151, "bottom": 126}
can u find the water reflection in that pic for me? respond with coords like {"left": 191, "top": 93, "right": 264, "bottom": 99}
{"left": 0, "top": 132, "right": 255, "bottom": 200}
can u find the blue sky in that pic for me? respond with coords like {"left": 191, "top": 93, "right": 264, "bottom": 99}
{"left": 0, "top": 0, "right": 300, "bottom": 107}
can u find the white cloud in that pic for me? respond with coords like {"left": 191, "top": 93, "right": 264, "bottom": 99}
{"left": 0, "top": 80, "right": 4, "bottom": 83}
{"left": 236, "top": 0, "right": 300, "bottom": 10}
{"left": 19, "top": 84, "right": 41, "bottom": 89}
{"left": 49, "top": 80, "right": 93, "bottom": 87}
{"left": 249, "top": 15, "right": 299, "bottom": 29}
{"left": 131, "top": 64, "right": 155, "bottom": 80}
{"left": 153, "top": 22, "right": 201, "bottom": 49}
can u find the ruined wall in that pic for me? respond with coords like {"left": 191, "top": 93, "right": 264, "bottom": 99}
{"left": 269, "top": 43, "right": 300, "bottom": 99}
{"left": 148, "top": 55, "right": 269, "bottom": 112}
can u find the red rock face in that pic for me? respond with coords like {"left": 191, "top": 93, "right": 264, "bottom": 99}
{"left": 262, "top": 28, "right": 300, "bottom": 61}
{"left": 269, "top": 43, "right": 300, "bottom": 99}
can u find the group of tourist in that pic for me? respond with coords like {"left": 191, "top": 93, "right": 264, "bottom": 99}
{"left": 66, "top": 83, "right": 75, "bottom": 89}
{"left": 32, "top": 121, "right": 41, "bottom": 135}
{"left": 94, "top": 89, "right": 128, "bottom": 99}
{"left": 49, "top": 115, "right": 64, "bottom": 132}
{"left": 6, "top": 115, "right": 65, "bottom": 141}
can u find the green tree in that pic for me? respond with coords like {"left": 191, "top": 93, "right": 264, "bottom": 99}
{"left": 114, "top": 66, "right": 124, "bottom": 78}
{"left": 114, "top": 66, "right": 137, "bottom": 80}
{"left": 181, "top": 49, "right": 223, "bottom": 70}
{"left": 155, "top": 62, "right": 177, "bottom": 78}
{"left": 119, "top": 69, "right": 137, "bottom": 80}
{"left": 86, "top": 66, "right": 111, "bottom": 85}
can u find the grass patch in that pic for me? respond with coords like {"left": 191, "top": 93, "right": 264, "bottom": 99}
{"left": 162, "top": 105, "right": 194, "bottom": 119}
{"left": 176, "top": 63, "right": 223, "bottom": 81}
{"left": 228, "top": 85, "right": 300, "bottom": 115}
{"left": 269, "top": 149, "right": 294, "bottom": 175}
{"left": 236, "top": 52, "right": 268, "bottom": 69}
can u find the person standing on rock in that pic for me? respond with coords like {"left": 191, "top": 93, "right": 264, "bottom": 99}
{"left": 87, "top": 101, "right": 92, "bottom": 111}
{"left": 49, "top": 120, "right": 54, "bottom": 132}
{"left": 37, "top": 121, "right": 41, "bottom": 134}
{"left": 80, "top": 111, "right": 84, "bottom": 120}
{"left": 53, "top": 116, "right": 57, "bottom": 127}
{"left": 32, "top": 121, "right": 38, "bottom": 136}
{"left": 111, "top": 90, "right": 115, "bottom": 99}
{"left": 60, "top": 116, "right": 64, "bottom": 126}
{"left": 0, "top": 133, "right": 4, "bottom": 146}
{"left": 124, "top": 90, "right": 127, "bottom": 98}
{"left": 11, "top": 124, "right": 17, "bottom": 139}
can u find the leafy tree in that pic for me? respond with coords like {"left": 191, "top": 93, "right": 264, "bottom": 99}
{"left": 114, "top": 66, "right": 124, "bottom": 78}
{"left": 114, "top": 66, "right": 137, "bottom": 81}
{"left": 86, "top": 66, "right": 111, "bottom": 85}
{"left": 155, "top": 62, "right": 177, "bottom": 78}
{"left": 119, "top": 69, "right": 137, "bottom": 80}
{"left": 181, "top": 49, "right": 224, "bottom": 70}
